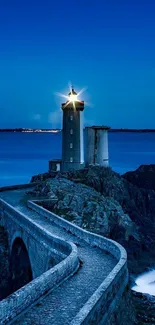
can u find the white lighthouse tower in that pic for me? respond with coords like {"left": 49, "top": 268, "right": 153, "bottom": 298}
{"left": 61, "top": 88, "right": 85, "bottom": 172}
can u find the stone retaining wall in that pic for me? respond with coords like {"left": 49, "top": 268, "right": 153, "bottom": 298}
{"left": 0, "top": 200, "right": 79, "bottom": 324}
{"left": 28, "top": 200, "right": 128, "bottom": 325}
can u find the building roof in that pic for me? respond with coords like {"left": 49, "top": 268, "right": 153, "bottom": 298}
{"left": 68, "top": 88, "right": 77, "bottom": 96}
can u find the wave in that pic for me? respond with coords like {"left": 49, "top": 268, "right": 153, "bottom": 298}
{"left": 132, "top": 269, "right": 155, "bottom": 296}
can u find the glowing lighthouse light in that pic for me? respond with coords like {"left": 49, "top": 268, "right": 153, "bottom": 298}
{"left": 56, "top": 85, "right": 87, "bottom": 110}
{"left": 68, "top": 88, "right": 78, "bottom": 103}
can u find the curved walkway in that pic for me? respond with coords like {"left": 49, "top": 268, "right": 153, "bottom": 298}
{"left": 0, "top": 189, "right": 117, "bottom": 325}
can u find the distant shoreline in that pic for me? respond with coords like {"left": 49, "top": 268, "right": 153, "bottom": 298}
{"left": 109, "top": 129, "right": 155, "bottom": 133}
{"left": 0, "top": 128, "right": 155, "bottom": 133}
{"left": 0, "top": 129, "right": 61, "bottom": 133}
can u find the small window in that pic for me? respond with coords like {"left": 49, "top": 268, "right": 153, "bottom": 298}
{"left": 70, "top": 143, "right": 73, "bottom": 148}
{"left": 70, "top": 129, "right": 73, "bottom": 134}
{"left": 56, "top": 163, "right": 60, "bottom": 171}
{"left": 70, "top": 157, "right": 73, "bottom": 162}
{"left": 70, "top": 115, "right": 73, "bottom": 121}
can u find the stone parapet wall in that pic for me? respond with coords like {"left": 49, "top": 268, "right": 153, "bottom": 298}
{"left": 28, "top": 200, "right": 128, "bottom": 325}
{"left": 0, "top": 183, "right": 38, "bottom": 193}
{"left": 0, "top": 199, "right": 71, "bottom": 258}
{"left": 28, "top": 200, "right": 127, "bottom": 260}
{"left": 0, "top": 199, "right": 79, "bottom": 324}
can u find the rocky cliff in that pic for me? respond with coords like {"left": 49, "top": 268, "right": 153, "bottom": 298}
{"left": 123, "top": 164, "right": 155, "bottom": 190}
{"left": 30, "top": 165, "right": 155, "bottom": 275}
{"left": 30, "top": 165, "right": 155, "bottom": 324}
{"left": 132, "top": 291, "right": 155, "bottom": 325}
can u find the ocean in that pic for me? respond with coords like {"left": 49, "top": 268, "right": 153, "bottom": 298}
{"left": 1, "top": 131, "right": 155, "bottom": 186}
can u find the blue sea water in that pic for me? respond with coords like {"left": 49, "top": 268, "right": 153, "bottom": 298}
{"left": 0, "top": 131, "right": 155, "bottom": 186}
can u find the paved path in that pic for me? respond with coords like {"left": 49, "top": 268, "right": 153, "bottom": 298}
{"left": 0, "top": 190, "right": 117, "bottom": 325}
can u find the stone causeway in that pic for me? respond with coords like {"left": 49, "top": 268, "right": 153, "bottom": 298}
{"left": 0, "top": 184, "right": 128, "bottom": 325}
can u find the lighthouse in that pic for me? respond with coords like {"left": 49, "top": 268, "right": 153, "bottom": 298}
{"left": 48, "top": 86, "right": 110, "bottom": 173}
{"left": 61, "top": 88, "right": 85, "bottom": 172}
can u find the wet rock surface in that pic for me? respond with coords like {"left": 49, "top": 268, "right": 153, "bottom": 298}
{"left": 132, "top": 291, "right": 155, "bottom": 325}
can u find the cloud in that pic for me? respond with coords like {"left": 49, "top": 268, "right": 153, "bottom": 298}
{"left": 33, "top": 114, "right": 41, "bottom": 120}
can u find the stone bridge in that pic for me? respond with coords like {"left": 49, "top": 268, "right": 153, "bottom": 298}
{"left": 0, "top": 184, "right": 128, "bottom": 325}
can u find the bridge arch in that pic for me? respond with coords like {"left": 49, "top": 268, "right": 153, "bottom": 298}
{"left": 9, "top": 237, "right": 32, "bottom": 294}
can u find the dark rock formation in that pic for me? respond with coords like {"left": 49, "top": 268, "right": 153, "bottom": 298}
{"left": 132, "top": 291, "right": 155, "bottom": 324}
{"left": 30, "top": 165, "right": 155, "bottom": 324}
{"left": 123, "top": 164, "right": 155, "bottom": 190}
{"left": 30, "top": 166, "right": 155, "bottom": 275}
{"left": 31, "top": 171, "right": 57, "bottom": 183}
{"left": 29, "top": 176, "right": 139, "bottom": 239}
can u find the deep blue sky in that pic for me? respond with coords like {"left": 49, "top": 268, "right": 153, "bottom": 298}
{"left": 0, "top": 0, "right": 155, "bottom": 128}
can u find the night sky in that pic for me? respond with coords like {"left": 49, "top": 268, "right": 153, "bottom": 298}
{"left": 0, "top": 0, "right": 155, "bottom": 128}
